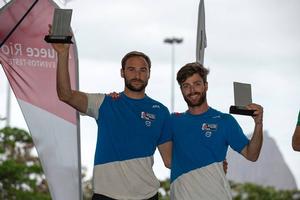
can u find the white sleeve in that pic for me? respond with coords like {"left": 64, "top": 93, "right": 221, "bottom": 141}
{"left": 85, "top": 93, "right": 105, "bottom": 120}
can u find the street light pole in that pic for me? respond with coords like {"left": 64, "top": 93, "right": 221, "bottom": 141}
{"left": 0, "top": 81, "right": 11, "bottom": 126}
{"left": 164, "top": 37, "right": 183, "bottom": 112}
{"left": 6, "top": 83, "right": 11, "bottom": 127}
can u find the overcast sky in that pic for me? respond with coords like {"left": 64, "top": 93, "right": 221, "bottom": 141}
{"left": 1, "top": 0, "right": 300, "bottom": 188}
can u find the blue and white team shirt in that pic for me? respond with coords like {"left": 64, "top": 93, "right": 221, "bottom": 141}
{"left": 86, "top": 92, "right": 170, "bottom": 199}
{"left": 166, "top": 107, "right": 249, "bottom": 200}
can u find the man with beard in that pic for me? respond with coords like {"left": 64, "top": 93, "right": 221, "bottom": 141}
{"left": 164, "top": 62, "right": 263, "bottom": 200}
{"left": 53, "top": 41, "right": 172, "bottom": 200}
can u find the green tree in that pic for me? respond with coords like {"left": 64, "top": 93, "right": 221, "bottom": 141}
{"left": 0, "top": 127, "right": 51, "bottom": 200}
{"left": 231, "top": 181, "right": 300, "bottom": 200}
{"left": 159, "top": 178, "right": 170, "bottom": 200}
{"left": 82, "top": 178, "right": 93, "bottom": 200}
{"left": 157, "top": 178, "right": 300, "bottom": 200}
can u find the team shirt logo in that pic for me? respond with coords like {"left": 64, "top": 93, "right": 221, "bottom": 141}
{"left": 201, "top": 123, "right": 218, "bottom": 137}
{"left": 152, "top": 105, "right": 160, "bottom": 109}
{"left": 145, "top": 121, "right": 152, "bottom": 127}
{"left": 141, "top": 112, "right": 156, "bottom": 121}
{"left": 141, "top": 112, "right": 156, "bottom": 127}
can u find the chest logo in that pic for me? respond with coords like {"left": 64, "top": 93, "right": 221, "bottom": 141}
{"left": 201, "top": 123, "right": 218, "bottom": 137}
{"left": 145, "top": 121, "right": 152, "bottom": 127}
{"left": 141, "top": 112, "right": 156, "bottom": 121}
{"left": 202, "top": 123, "right": 217, "bottom": 131}
{"left": 141, "top": 112, "right": 156, "bottom": 127}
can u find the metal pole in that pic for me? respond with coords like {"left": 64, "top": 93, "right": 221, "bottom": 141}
{"left": 170, "top": 43, "right": 175, "bottom": 113}
{"left": 6, "top": 83, "right": 11, "bottom": 127}
{"left": 164, "top": 37, "right": 183, "bottom": 113}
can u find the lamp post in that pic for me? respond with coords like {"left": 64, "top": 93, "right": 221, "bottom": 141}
{"left": 0, "top": 79, "right": 10, "bottom": 126}
{"left": 6, "top": 83, "right": 11, "bottom": 126}
{"left": 0, "top": 116, "right": 6, "bottom": 121}
{"left": 164, "top": 37, "right": 183, "bottom": 112}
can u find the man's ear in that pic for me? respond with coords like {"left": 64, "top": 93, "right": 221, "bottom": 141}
{"left": 205, "top": 82, "right": 208, "bottom": 92}
{"left": 120, "top": 68, "right": 124, "bottom": 78}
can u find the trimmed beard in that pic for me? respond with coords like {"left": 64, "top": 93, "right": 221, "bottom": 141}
{"left": 184, "top": 91, "right": 207, "bottom": 107}
{"left": 124, "top": 78, "right": 148, "bottom": 92}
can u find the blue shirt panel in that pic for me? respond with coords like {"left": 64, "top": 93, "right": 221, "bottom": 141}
{"left": 94, "top": 92, "right": 171, "bottom": 165}
{"left": 167, "top": 107, "right": 249, "bottom": 182}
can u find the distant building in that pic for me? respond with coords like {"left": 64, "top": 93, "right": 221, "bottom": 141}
{"left": 226, "top": 131, "right": 297, "bottom": 190}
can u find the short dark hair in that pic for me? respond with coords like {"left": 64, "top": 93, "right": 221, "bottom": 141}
{"left": 176, "top": 62, "right": 209, "bottom": 85}
{"left": 121, "top": 51, "right": 151, "bottom": 70}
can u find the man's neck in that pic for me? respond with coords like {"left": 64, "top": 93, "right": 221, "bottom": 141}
{"left": 124, "top": 88, "right": 145, "bottom": 99}
{"left": 188, "top": 101, "right": 209, "bottom": 115}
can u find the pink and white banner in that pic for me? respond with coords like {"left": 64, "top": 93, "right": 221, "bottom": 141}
{"left": 0, "top": 0, "right": 81, "bottom": 199}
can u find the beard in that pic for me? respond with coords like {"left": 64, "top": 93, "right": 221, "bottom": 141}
{"left": 183, "top": 91, "right": 207, "bottom": 107}
{"left": 124, "top": 78, "right": 148, "bottom": 92}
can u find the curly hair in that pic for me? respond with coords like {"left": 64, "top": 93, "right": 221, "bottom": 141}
{"left": 176, "top": 62, "right": 209, "bottom": 85}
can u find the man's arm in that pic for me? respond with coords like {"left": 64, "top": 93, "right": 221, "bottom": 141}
{"left": 52, "top": 40, "right": 88, "bottom": 113}
{"left": 158, "top": 140, "right": 228, "bottom": 172}
{"left": 292, "top": 126, "right": 300, "bottom": 151}
{"left": 240, "top": 103, "right": 263, "bottom": 162}
{"left": 158, "top": 141, "right": 172, "bottom": 169}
